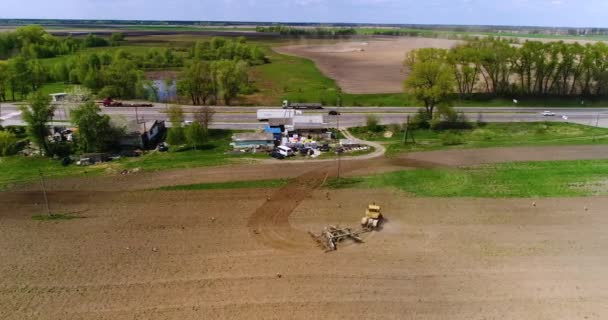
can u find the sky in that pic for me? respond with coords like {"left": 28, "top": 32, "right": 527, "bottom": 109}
{"left": 2, "top": 0, "right": 608, "bottom": 28}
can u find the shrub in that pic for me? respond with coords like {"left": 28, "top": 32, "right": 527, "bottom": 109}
{"left": 0, "top": 131, "right": 19, "bottom": 156}
{"left": 365, "top": 115, "right": 383, "bottom": 133}
{"left": 535, "top": 124, "right": 549, "bottom": 135}
{"left": 166, "top": 127, "right": 186, "bottom": 146}
{"left": 440, "top": 131, "right": 465, "bottom": 146}
{"left": 410, "top": 109, "right": 431, "bottom": 129}
{"left": 431, "top": 111, "right": 472, "bottom": 131}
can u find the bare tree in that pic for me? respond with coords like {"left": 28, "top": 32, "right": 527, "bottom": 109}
{"left": 194, "top": 106, "right": 215, "bottom": 138}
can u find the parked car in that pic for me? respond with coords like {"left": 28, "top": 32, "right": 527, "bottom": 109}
{"left": 319, "top": 144, "right": 331, "bottom": 152}
{"left": 300, "top": 148, "right": 314, "bottom": 156}
{"left": 157, "top": 142, "right": 168, "bottom": 152}
{"left": 276, "top": 145, "right": 295, "bottom": 157}
{"left": 541, "top": 110, "right": 556, "bottom": 116}
{"left": 270, "top": 150, "right": 285, "bottom": 160}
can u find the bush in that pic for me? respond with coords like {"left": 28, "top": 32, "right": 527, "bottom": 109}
{"left": 440, "top": 131, "right": 465, "bottom": 146}
{"left": 0, "top": 131, "right": 19, "bottom": 156}
{"left": 365, "top": 115, "right": 383, "bottom": 133}
{"left": 410, "top": 109, "right": 431, "bottom": 129}
{"left": 48, "top": 142, "right": 73, "bottom": 158}
{"left": 431, "top": 112, "right": 473, "bottom": 131}
{"left": 166, "top": 127, "right": 186, "bottom": 146}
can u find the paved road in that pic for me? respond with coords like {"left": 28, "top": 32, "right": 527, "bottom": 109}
{"left": 2, "top": 102, "right": 608, "bottom": 128}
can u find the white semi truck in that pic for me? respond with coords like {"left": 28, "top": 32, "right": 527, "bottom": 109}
{"left": 257, "top": 109, "right": 302, "bottom": 121}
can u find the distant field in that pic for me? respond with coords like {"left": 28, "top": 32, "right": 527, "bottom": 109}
{"left": 5, "top": 25, "right": 608, "bottom": 106}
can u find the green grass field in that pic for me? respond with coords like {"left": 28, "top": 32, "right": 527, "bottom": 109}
{"left": 0, "top": 156, "right": 105, "bottom": 190}
{"left": 118, "top": 130, "right": 267, "bottom": 171}
{"left": 328, "top": 160, "right": 608, "bottom": 198}
{"left": 157, "top": 179, "right": 289, "bottom": 191}
{"left": 0, "top": 130, "right": 265, "bottom": 190}
{"left": 350, "top": 122, "right": 608, "bottom": 155}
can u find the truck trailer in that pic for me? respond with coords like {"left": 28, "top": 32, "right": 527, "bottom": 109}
{"left": 257, "top": 109, "right": 302, "bottom": 121}
{"left": 282, "top": 100, "right": 324, "bottom": 110}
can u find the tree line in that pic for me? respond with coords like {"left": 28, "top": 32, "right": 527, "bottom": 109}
{"left": 256, "top": 25, "right": 357, "bottom": 37}
{"left": 52, "top": 48, "right": 184, "bottom": 99}
{"left": 0, "top": 25, "right": 121, "bottom": 59}
{"left": 402, "top": 37, "right": 608, "bottom": 129}
{"left": 443, "top": 37, "right": 608, "bottom": 98}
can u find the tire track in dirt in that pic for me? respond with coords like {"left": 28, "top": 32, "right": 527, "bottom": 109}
{"left": 247, "top": 166, "right": 331, "bottom": 251}
{"left": 247, "top": 159, "right": 375, "bottom": 251}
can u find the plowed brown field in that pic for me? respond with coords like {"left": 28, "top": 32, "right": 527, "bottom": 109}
{"left": 2, "top": 145, "right": 608, "bottom": 319}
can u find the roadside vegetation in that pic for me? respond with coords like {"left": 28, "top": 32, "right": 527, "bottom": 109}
{"left": 0, "top": 129, "right": 266, "bottom": 190}
{"left": 327, "top": 160, "right": 608, "bottom": 198}
{"left": 350, "top": 122, "right": 608, "bottom": 155}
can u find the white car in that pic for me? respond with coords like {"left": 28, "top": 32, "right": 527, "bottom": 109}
{"left": 541, "top": 111, "right": 556, "bottom": 116}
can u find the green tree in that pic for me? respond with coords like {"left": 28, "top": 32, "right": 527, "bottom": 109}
{"left": 168, "top": 105, "right": 184, "bottom": 125}
{"left": 20, "top": 92, "right": 55, "bottom": 156}
{"left": 213, "top": 60, "right": 248, "bottom": 105}
{"left": 70, "top": 101, "right": 118, "bottom": 153}
{"left": 177, "top": 61, "right": 214, "bottom": 105}
{"left": 0, "top": 62, "right": 9, "bottom": 101}
{"left": 365, "top": 114, "right": 382, "bottom": 132}
{"left": 27, "top": 59, "right": 47, "bottom": 91}
{"left": 194, "top": 106, "right": 215, "bottom": 138}
{"left": 110, "top": 33, "right": 124, "bottom": 46}
{"left": 185, "top": 121, "right": 206, "bottom": 150}
{"left": 165, "top": 105, "right": 186, "bottom": 146}
{"left": 404, "top": 48, "right": 456, "bottom": 119}
{"left": 0, "top": 130, "right": 19, "bottom": 156}
{"left": 101, "top": 57, "right": 141, "bottom": 98}
{"left": 166, "top": 127, "right": 186, "bottom": 146}
{"left": 7, "top": 55, "right": 30, "bottom": 100}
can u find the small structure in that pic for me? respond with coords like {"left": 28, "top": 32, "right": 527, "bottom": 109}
{"left": 264, "top": 125, "right": 283, "bottom": 141}
{"left": 119, "top": 120, "right": 166, "bottom": 150}
{"left": 231, "top": 132, "right": 275, "bottom": 151}
{"left": 49, "top": 93, "right": 68, "bottom": 103}
{"left": 292, "top": 115, "right": 328, "bottom": 133}
{"left": 141, "top": 120, "right": 166, "bottom": 150}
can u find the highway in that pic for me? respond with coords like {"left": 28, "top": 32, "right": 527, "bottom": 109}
{"left": 2, "top": 102, "right": 608, "bottom": 129}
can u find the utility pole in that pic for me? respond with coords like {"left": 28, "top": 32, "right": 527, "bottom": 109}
{"left": 403, "top": 115, "right": 415, "bottom": 145}
{"left": 38, "top": 170, "right": 51, "bottom": 217}
{"left": 593, "top": 112, "right": 601, "bottom": 141}
{"left": 336, "top": 112, "right": 341, "bottom": 181}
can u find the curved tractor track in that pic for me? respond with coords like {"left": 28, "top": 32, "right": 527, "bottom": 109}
{"left": 247, "top": 158, "right": 378, "bottom": 251}
{"left": 247, "top": 166, "right": 331, "bottom": 251}
{"left": 247, "top": 130, "right": 387, "bottom": 251}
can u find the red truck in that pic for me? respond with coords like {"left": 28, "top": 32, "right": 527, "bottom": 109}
{"left": 101, "top": 98, "right": 153, "bottom": 108}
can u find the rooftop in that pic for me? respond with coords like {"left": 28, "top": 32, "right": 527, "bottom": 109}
{"left": 232, "top": 132, "right": 274, "bottom": 142}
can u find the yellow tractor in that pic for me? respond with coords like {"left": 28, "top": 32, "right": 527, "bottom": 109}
{"left": 361, "top": 203, "right": 383, "bottom": 230}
